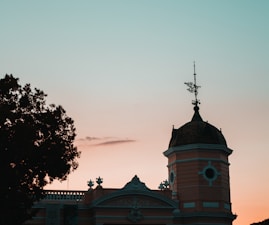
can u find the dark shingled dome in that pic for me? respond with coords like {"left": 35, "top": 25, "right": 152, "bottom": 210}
{"left": 169, "top": 106, "right": 227, "bottom": 147}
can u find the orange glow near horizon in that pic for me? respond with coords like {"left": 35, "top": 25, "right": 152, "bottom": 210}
{"left": 1, "top": 1, "right": 269, "bottom": 224}
{"left": 47, "top": 99, "right": 269, "bottom": 225}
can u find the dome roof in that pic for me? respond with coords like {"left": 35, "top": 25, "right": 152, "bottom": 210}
{"left": 169, "top": 106, "right": 227, "bottom": 147}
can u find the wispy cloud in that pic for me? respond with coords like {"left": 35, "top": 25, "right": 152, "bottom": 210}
{"left": 85, "top": 136, "right": 100, "bottom": 141}
{"left": 76, "top": 136, "right": 136, "bottom": 147}
{"left": 94, "top": 139, "right": 136, "bottom": 146}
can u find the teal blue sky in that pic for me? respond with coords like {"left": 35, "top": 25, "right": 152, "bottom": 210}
{"left": 1, "top": 1, "right": 269, "bottom": 225}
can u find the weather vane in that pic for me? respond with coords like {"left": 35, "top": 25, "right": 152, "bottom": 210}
{"left": 184, "top": 62, "right": 201, "bottom": 107}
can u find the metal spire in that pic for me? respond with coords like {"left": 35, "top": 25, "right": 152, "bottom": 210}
{"left": 184, "top": 62, "right": 201, "bottom": 108}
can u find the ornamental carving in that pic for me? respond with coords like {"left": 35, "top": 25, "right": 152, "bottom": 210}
{"left": 100, "top": 195, "right": 167, "bottom": 207}
{"left": 127, "top": 198, "right": 143, "bottom": 223}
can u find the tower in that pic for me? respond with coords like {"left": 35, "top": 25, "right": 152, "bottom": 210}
{"left": 164, "top": 65, "right": 236, "bottom": 224}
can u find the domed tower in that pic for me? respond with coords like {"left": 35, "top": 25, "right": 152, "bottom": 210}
{"left": 164, "top": 65, "right": 236, "bottom": 224}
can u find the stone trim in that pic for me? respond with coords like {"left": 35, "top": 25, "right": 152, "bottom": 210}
{"left": 183, "top": 202, "right": 196, "bottom": 208}
{"left": 167, "top": 157, "right": 229, "bottom": 167}
{"left": 203, "top": 202, "right": 219, "bottom": 208}
{"left": 91, "top": 190, "right": 178, "bottom": 209}
{"left": 164, "top": 143, "right": 233, "bottom": 157}
{"left": 175, "top": 211, "right": 237, "bottom": 220}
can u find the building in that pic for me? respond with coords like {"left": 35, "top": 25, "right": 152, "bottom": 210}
{"left": 251, "top": 219, "right": 269, "bottom": 225}
{"left": 26, "top": 69, "right": 237, "bottom": 225}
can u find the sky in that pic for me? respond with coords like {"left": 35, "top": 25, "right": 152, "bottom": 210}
{"left": 0, "top": 1, "right": 269, "bottom": 224}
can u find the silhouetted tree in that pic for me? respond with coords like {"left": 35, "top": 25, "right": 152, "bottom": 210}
{"left": 0, "top": 75, "right": 80, "bottom": 225}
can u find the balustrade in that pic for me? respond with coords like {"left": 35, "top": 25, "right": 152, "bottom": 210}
{"left": 44, "top": 190, "right": 86, "bottom": 201}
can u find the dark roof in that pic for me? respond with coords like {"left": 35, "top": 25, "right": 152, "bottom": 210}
{"left": 169, "top": 107, "right": 227, "bottom": 147}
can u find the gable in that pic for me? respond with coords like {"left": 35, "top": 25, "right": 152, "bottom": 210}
{"left": 91, "top": 176, "right": 178, "bottom": 209}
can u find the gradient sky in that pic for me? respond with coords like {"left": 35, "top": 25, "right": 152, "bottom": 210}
{"left": 1, "top": 1, "right": 269, "bottom": 224}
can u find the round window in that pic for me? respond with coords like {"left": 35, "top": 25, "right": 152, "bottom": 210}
{"left": 199, "top": 162, "right": 220, "bottom": 186}
{"left": 169, "top": 171, "right": 175, "bottom": 184}
{"left": 205, "top": 168, "right": 215, "bottom": 179}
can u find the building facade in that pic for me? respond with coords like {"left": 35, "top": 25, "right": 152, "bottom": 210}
{"left": 164, "top": 105, "right": 236, "bottom": 224}
{"left": 26, "top": 72, "right": 237, "bottom": 225}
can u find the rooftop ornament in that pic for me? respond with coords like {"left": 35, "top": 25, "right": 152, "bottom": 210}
{"left": 158, "top": 179, "right": 169, "bottom": 190}
{"left": 87, "top": 179, "right": 94, "bottom": 189}
{"left": 96, "top": 176, "right": 103, "bottom": 186}
{"left": 184, "top": 61, "right": 201, "bottom": 110}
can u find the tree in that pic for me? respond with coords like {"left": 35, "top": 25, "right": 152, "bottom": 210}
{"left": 0, "top": 74, "right": 80, "bottom": 225}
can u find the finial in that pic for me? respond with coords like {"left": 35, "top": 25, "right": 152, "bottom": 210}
{"left": 158, "top": 180, "right": 169, "bottom": 190}
{"left": 87, "top": 179, "right": 94, "bottom": 189}
{"left": 96, "top": 176, "right": 103, "bottom": 186}
{"left": 184, "top": 61, "right": 201, "bottom": 109}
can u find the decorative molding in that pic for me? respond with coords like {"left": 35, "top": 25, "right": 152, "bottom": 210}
{"left": 127, "top": 197, "right": 144, "bottom": 223}
{"left": 122, "top": 175, "right": 150, "bottom": 191}
{"left": 183, "top": 202, "right": 196, "bottom": 208}
{"left": 164, "top": 143, "right": 233, "bottom": 157}
{"left": 203, "top": 202, "right": 219, "bottom": 208}
{"left": 91, "top": 176, "right": 178, "bottom": 209}
{"left": 100, "top": 195, "right": 168, "bottom": 207}
{"left": 167, "top": 157, "right": 229, "bottom": 167}
{"left": 175, "top": 211, "right": 237, "bottom": 220}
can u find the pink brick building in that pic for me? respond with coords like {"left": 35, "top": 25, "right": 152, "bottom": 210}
{"left": 26, "top": 102, "right": 237, "bottom": 225}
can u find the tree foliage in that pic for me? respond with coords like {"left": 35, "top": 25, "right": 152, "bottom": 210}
{"left": 0, "top": 75, "right": 80, "bottom": 225}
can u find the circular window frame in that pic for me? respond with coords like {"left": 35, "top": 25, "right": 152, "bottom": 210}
{"left": 169, "top": 170, "right": 175, "bottom": 184}
{"left": 205, "top": 167, "right": 215, "bottom": 179}
{"left": 199, "top": 161, "right": 220, "bottom": 186}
